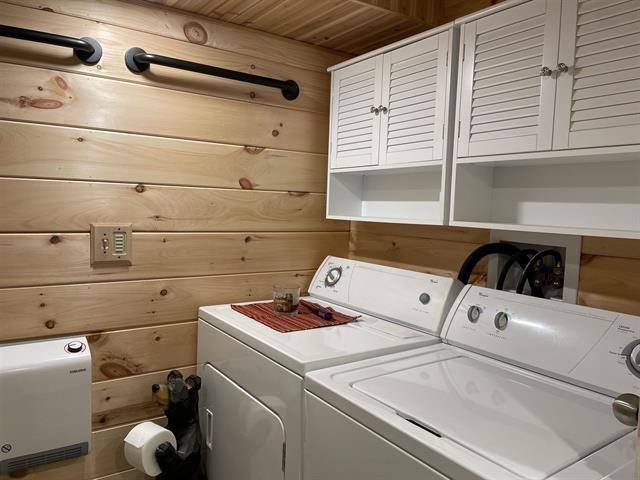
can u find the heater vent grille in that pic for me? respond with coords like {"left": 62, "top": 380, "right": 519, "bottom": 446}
{"left": 1, "top": 443, "right": 88, "bottom": 473}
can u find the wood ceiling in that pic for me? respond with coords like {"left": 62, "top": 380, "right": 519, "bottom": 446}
{"left": 144, "top": 0, "right": 471, "bottom": 56}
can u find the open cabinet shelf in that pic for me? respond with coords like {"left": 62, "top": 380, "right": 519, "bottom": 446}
{"left": 451, "top": 159, "right": 640, "bottom": 239}
{"left": 328, "top": 164, "right": 449, "bottom": 225}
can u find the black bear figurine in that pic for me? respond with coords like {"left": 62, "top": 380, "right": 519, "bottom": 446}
{"left": 151, "top": 370, "right": 207, "bottom": 480}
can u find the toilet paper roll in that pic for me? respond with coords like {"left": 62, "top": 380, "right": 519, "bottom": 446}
{"left": 124, "top": 421, "right": 177, "bottom": 476}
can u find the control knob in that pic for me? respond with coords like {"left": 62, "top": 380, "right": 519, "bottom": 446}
{"left": 467, "top": 305, "right": 482, "bottom": 323}
{"left": 630, "top": 344, "right": 640, "bottom": 372}
{"left": 622, "top": 340, "right": 640, "bottom": 378}
{"left": 494, "top": 312, "right": 509, "bottom": 331}
{"left": 325, "top": 266, "right": 343, "bottom": 287}
{"left": 419, "top": 293, "right": 431, "bottom": 305}
{"left": 66, "top": 341, "right": 85, "bottom": 353}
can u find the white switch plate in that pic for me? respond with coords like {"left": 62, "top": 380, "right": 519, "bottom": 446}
{"left": 488, "top": 230, "right": 581, "bottom": 304}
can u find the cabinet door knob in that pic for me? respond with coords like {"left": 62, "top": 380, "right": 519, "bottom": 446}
{"left": 379, "top": 105, "right": 388, "bottom": 114}
{"left": 539, "top": 66, "right": 553, "bottom": 77}
{"left": 555, "top": 62, "right": 569, "bottom": 74}
{"left": 370, "top": 106, "right": 380, "bottom": 115}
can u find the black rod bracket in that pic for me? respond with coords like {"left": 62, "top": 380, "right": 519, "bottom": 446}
{"left": 0, "top": 24, "right": 102, "bottom": 64}
{"left": 124, "top": 47, "right": 300, "bottom": 101}
{"left": 124, "top": 47, "right": 149, "bottom": 73}
{"left": 75, "top": 37, "right": 102, "bottom": 64}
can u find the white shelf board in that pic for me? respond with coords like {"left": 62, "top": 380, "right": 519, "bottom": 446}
{"left": 330, "top": 161, "right": 444, "bottom": 175}
{"left": 450, "top": 220, "right": 640, "bottom": 240}
{"left": 328, "top": 214, "right": 443, "bottom": 225}
{"left": 455, "top": 145, "right": 640, "bottom": 168}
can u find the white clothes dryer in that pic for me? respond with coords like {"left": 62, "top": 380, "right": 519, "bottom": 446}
{"left": 197, "top": 256, "right": 463, "bottom": 480}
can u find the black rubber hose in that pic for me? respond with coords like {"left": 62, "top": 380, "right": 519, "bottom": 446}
{"left": 515, "top": 249, "right": 563, "bottom": 295}
{"left": 496, "top": 249, "right": 541, "bottom": 295}
{"left": 457, "top": 243, "right": 539, "bottom": 294}
{"left": 458, "top": 242, "right": 519, "bottom": 284}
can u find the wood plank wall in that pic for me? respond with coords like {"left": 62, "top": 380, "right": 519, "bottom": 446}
{"left": 2, "top": 0, "right": 638, "bottom": 478}
{"left": 0, "top": 1, "right": 349, "bottom": 478}
{"left": 350, "top": 223, "right": 640, "bottom": 317}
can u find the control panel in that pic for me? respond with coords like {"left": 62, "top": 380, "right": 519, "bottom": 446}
{"left": 572, "top": 315, "right": 640, "bottom": 396}
{"left": 444, "top": 286, "right": 640, "bottom": 397}
{"left": 310, "top": 257, "right": 463, "bottom": 334}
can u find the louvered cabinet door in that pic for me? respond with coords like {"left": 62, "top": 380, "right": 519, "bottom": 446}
{"left": 330, "top": 57, "right": 383, "bottom": 169}
{"left": 554, "top": 0, "right": 640, "bottom": 149}
{"left": 379, "top": 33, "right": 450, "bottom": 165}
{"left": 457, "top": 0, "right": 562, "bottom": 157}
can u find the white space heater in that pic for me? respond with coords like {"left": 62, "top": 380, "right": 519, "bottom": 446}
{"left": 0, "top": 336, "right": 92, "bottom": 473}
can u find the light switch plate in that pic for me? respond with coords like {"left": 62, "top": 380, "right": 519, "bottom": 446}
{"left": 90, "top": 224, "right": 133, "bottom": 265}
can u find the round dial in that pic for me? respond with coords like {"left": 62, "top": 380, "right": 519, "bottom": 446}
{"left": 622, "top": 340, "right": 640, "bottom": 378}
{"left": 66, "top": 341, "right": 85, "bottom": 353}
{"left": 467, "top": 305, "right": 482, "bottom": 323}
{"left": 325, "top": 267, "right": 343, "bottom": 287}
{"left": 494, "top": 312, "right": 509, "bottom": 331}
{"left": 419, "top": 293, "right": 431, "bottom": 305}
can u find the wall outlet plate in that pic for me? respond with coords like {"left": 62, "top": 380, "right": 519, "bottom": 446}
{"left": 90, "top": 224, "right": 133, "bottom": 266}
{"left": 488, "top": 230, "right": 581, "bottom": 304}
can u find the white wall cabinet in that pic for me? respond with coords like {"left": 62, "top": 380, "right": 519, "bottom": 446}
{"left": 456, "top": 0, "right": 640, "bottom": 158}
{"left": 327, "top": 0, "right": 640, "bottom": 237}
{"left": 451, "top": 0, "right": 640, "bottom": 239}
{"left": 327, "top": 26, "right": 459, "bottom": 225}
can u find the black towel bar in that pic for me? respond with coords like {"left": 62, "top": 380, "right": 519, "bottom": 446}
{"left": 124, "top": 47, "right": 300, "bottom": 101}
{"left": 0, "top": 24, "right": 102, "bottom": 64}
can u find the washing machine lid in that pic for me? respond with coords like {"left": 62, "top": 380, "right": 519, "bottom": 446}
{"left": 351, "top": 353, "right": 630, "bottom": 480}
{"left": 198, "top": 298, "right": 438, "bottom": 375}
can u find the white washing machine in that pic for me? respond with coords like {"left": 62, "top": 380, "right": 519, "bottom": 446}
{"left": 197, "top": 256, "right": 463, "bottom": 480}
{"left": 304, "top": 285, "right": 640, "bottom": 480}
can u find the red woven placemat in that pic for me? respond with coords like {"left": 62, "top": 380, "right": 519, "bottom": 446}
{"left": 230, "top": 299, "right": 360, "bottom": 333}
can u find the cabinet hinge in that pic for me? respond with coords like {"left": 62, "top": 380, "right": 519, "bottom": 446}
{"left": 446, "top": 53, "right": 449, "bottom": 67}
{"left": 282, "top": 443, "right": 286, "bottom": 472}
{"left": 461, "top": 43, "right": 466, "bottom": 61}
{"left": 457, "top": 120, "right": 461, "bottom": 138}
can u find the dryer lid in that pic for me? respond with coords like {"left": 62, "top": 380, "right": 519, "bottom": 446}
{"left": 352, "top": 355, "right": 631, "bottom": 480}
